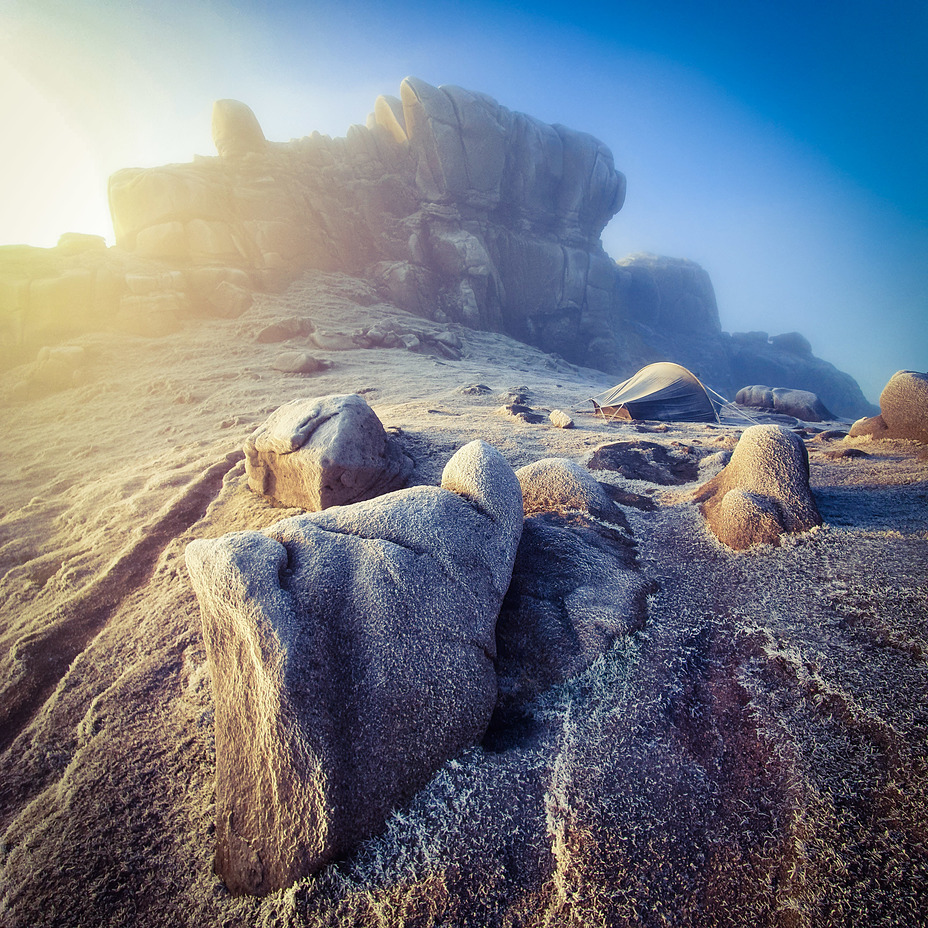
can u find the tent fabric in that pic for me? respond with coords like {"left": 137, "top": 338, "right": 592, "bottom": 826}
{"left": 591, "top": 362, "right": 720, "bottom": 423}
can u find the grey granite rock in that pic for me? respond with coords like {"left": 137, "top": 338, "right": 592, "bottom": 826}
{"left": 492, "top": 459, "right": 652, "bottom": 731}
{"left": 185, "top": 440, "right": 524, "bottom": 894}
{"left": 735, "top": 385, "right": 834, "bottom": 422}
{"left": 243, "top": 394, "right": 412, "bottom": 510}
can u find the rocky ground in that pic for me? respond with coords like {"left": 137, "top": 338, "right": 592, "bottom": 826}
{"left": 0, "top": 271, "right": 926, "bottom": 927}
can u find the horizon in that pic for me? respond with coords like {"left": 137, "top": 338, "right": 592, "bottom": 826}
{"left": 1, "top": 0, "right": 925, "bottom": 404}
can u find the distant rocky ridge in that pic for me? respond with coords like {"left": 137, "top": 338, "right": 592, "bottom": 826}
{"left": 0, "top": 79, "right": 875, "bottom": 417}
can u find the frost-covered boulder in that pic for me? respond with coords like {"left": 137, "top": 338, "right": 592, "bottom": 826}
{"left": 691, "top": 425, "right": 821, "bottom": 550}
{"left": 185, "top": 440, "right": 524, "bottom": 894}
{"left": 243, "top": 394, "right": 412, "bottom": 510}
{"left": 849, "top": 370, "right": 928, "bottom": 443}
{"left": 736, "top": 384, "right": 834, "bottom": 422}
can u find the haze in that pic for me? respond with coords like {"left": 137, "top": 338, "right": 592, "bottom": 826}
{"left": 2, "top": 0, "right": 925, "bottom": 403}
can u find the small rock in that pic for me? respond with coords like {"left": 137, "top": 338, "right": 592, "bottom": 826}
{"left": 548, "top": 409, "right": 574, "bottom": 429}
{"left": 496, "top": 403, "right": 546, "bottom": 425}
{"left": 310, "top": 330, "right": 359, "bottom": 351}
{"left": 435, "top": 331, "right": 462, "bottom": 350}
{"left": 517, "top": 458, "right": 629, "bottom": 529}
{"left": 822, "top": 447, "right": 870, "bottom": 460}
{"left": 811, "top": 429, "right": 849, "bottom": 442}
{"left": 499, "top": 386, "right": 531, "bottom": 405}
{"left": 271, "top": 351, "right": 331, "bottom": 375}
{"left": 256, "top": 317, "right": 312, "bottom": 343}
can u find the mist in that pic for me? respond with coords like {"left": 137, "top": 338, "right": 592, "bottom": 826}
{"left": 2, "top": 0, "right": 925, "bottom": 403}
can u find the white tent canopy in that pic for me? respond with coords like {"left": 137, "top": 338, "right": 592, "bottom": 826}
{"left": 591, "top": 362, "right": 721, "bottom": 423}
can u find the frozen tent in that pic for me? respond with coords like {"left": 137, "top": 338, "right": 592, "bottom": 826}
{"left": 591, "top": 362, "right": 720, "bottom": 423}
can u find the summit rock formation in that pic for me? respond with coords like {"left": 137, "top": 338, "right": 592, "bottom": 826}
{"left": 1, "top": 78, "right": 874, "bottom": 416}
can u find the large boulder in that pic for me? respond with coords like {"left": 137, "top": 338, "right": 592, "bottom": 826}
{"left": 690, "top": 425, "right": 822, "bottom": 550}
{"left": 849, "top": 370, "right": 928, "bottom": 443}
{"left": 243, "top": 394, "right": 412, "bottom": 510}
{"left": 212, "top": 99, "right": 267, "bottom": 160}
{"left": 184, "top": 440, "right": 524, "bottom": 894}
{"left": 735, "top": 384, "right": 834, "bottom": 422}
{"left": 493, "top": 459, "right": 653, "bottom": 730}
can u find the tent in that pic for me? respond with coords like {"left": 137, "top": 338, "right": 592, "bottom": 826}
{"left": 591, "top": 362, "right": 721, "bottom": 423}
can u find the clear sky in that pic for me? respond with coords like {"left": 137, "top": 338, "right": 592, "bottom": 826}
{"left": 2, "top": 0, "right": 925, "bottom": 402}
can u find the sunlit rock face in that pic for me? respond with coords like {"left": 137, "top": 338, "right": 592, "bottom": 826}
{"left": 107, "top": 81, "right": 636, "bottom": 371}
{"left": 691, "top": 425, "right": 822, "bottom": 550}
{"left": 0, "top": 79, "right": 876, "bottom": 417}
{"left": 849, "top": 370, "right": 928, "bottom": 442}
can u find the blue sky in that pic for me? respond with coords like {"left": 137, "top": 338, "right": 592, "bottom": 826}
{"left": 2, "top": 0, "right": 925, "bottom": 402}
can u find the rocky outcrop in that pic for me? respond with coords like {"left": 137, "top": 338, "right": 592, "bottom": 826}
{"left": 726, "top": 331, "right": 875, "bottom": 419}
{"left": 184, "top": 440, "right": 524, "bottom": 894}
{"left": 735, "top": 384, "right": 834, "bottom": 422}
{"left": 106, "top": 82, "right": 627, "bottom": 363}
{"left": 243, "top": 394, "right": 412, "bottom": 510}
{"left": 493, "top": 459, "right": 653, "bottom": 731}
{"left": 849, "top": 370, "right": 928, "bottom": 443}
{"left": 1, "top": 79, "right": 874, "bottom": 421}
{"left": 613, "top": 254, "right": 729, "bottom": 382}
{"left": 691, "top": 425, "right": 822, "bottom": 550}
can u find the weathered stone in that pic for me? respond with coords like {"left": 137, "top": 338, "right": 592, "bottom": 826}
{"left": 874, "top": 370, "right": 928, "bottom": 442}
{"left": 587, "top": 439, "right": 703, "bottom": 485}
{"left": 184, "top": 440, "right": 523, "bottom": 893}
{"left": 309, "top": 330, "right": 359, "bottom": 351}
{"left": 459, "top": 383, "right": 492, "bottom": 396}
{"left": 548, "top": 409, "right": 574, "bottom": 429}
{"left": 212, "top": 99, "right": 267, "bottom": 159}
{"left": 271, "top": 351, "right": 331, "bottom": 375}
{"left": 848, "top": 414, "right": 889, "bottom": 440}
{"left": 848, "top": 371, "right": 928, "bottom": 443}
{"left": 496, "top": 403, "right": 545, "bottom": 424}
{"left": 203, "top": 280, "right": 253, "bottom": 318}
{"left": 492, "top": 459, "right": 651, "bottom": 732}
{"left": 735, "top": 385, "right": 834, "bottom": 422}
{"left": 691, "top": 425, "right": 822, "bottom": 550}
{"left": 243, "top": 394, "right": 412, "bottom": 510}
{"left": 255, "top": 317, "right": 313, "bottom": 343}
{"left": 517, "top": 457, "right": 629, "bottom": 529}
{"left": 822, "top": 447, "right": 870, "bottom": 460}
{"left": 726, "top": 331, "right": 875, "bottom": 419}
